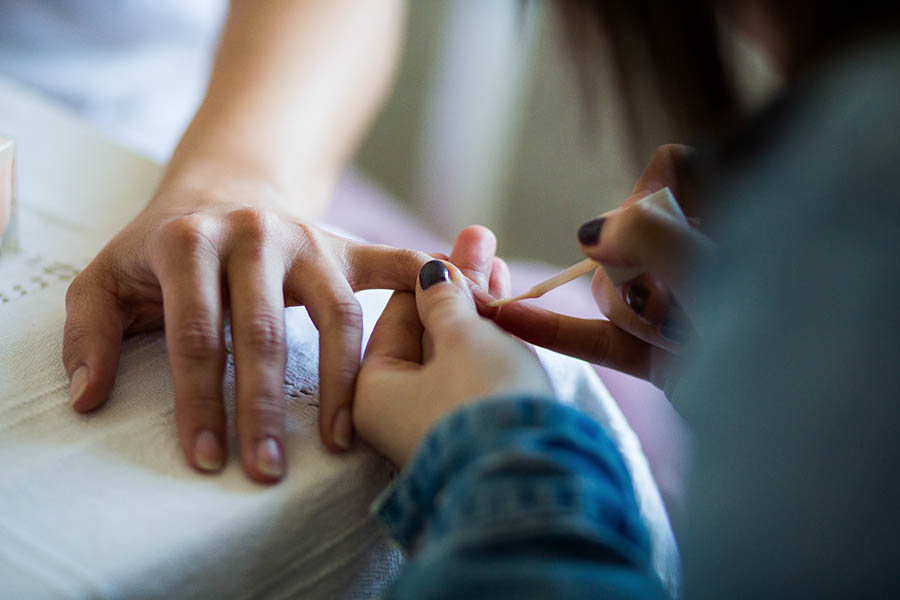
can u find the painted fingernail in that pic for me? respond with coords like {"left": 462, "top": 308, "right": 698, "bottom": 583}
{"left": 69, "top": 365, "right": 89, "bottom": 406}
{"left": 333, "top": 407, "right": 353, "bottom": 450}
{"left": 660, "top": 317, "right": 689, "bottom": 344}
{"left": 194, "top": 429, "right": 224, "bottom": 472}
{"left": 577, "top": 217, "right": 605, "bottom": 246}
{"left": 419, "top": 260, "right": 450, "bottom": 290}
{"left": 624, "top": 284, "right": 649, "bottom": 316}
{"left": 256, "top": 438, "right": 284, "bottom": 479}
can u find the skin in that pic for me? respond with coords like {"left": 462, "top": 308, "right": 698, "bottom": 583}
{"left": 62, "top": 0, "right": 425, "bottom": 483}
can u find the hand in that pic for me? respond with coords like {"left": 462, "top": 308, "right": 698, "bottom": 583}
{"left": 63, "top": 177, "right": 429, "bottom": 482}
{"left": 490, "top": 144, "right": 716, "bottom": 388}
{"left": 353, "top": 259, "right": 552, "bottom": 467}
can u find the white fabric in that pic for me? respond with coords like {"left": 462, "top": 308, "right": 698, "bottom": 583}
{"left": 0, "top": 0, "right": 227, "bottom": 160}
{"left": 0, "top": 77, "right": 678, "bottom": 598}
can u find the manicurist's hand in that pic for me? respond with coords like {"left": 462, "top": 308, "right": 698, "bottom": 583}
{"left": 492, "top": 144, "right": 716, "bottom": 388}
{"left": 63, "top": 176, "right": 429, "bottom": 482}
{"left": 353, "top": 260, "right": 553, "bottom": 467}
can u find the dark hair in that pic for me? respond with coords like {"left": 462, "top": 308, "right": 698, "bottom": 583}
{"left": 556, "top": 0, "right": 900, "bottom": 153}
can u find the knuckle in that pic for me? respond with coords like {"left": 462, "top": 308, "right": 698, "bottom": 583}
{"left": 321, "top": 296, "right": 363, "bottom": 330}
{"left": 586, "top": 330, "right": 612, "bottom": 365}
{"left": 241, "top": 396, "right": 284, "bottom": 430}
{"left": 240, "top": 312, "right": 286, "bottom": 355}
{"left": 171, "top": 319, "right": 223, "bottom": 362}
{"left": 230, "top": 207, "right": 276, "bottom": 242}
{"left": 61, "top": 322, "right": 92, "bottom": 369}
{"left": 159, "top": 215, "right": 213, "bottom": 255}
{"left": 64, "top": 274, "right": 87, "bottom": 309}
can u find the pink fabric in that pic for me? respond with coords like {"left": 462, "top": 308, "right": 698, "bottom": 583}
{"left": 323, "top": 170, "right": 690, "bottom": 519}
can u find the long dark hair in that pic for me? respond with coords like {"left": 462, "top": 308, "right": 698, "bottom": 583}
{"left": 556, "top": 0, "right": 900, "bottom": 152}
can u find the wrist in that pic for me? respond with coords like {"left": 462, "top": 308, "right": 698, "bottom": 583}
{"left": 155, "top": 157, "right": 334, "bottom": 221}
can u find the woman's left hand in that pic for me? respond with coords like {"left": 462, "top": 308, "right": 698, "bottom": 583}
{"left": 491, "top": 144, "right": 715, "bottom": 388}
{"left": 353, "top": 259, "right": 552, "bottom": 467}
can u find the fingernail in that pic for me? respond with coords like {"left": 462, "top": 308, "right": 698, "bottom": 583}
{"left": 333, "top": 407, "right": 353, "bottom": 450}
{"left": 660, "top": 317, "right": 688, "bottom": 344}
{"left": 577, "top": 217, "right": 605, "bottom": 246}
{"left": 256, "top": 438, "right": 284, "bottom": 479}
{"left": 419, "top": 260, "right": 450, "bottom": 290}
{"left": 194, "top": 429, "right": 224, "bottom": 472}
{"left": 69, "top": 365, "right": 89, "bottom": 406}
{"left": 624, "top": 284, "right": 649, "bottom": 316}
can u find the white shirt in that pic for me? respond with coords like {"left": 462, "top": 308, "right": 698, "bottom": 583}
{"left": 0, "top": 0, "right": 227, "bottom": 160}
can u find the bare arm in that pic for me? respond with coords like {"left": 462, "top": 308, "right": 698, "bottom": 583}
{"left": 63, "top": 1, "right": 426, "bottom": 484}
{"left": 163, "top": 0, "right": 406, "bottom": 217}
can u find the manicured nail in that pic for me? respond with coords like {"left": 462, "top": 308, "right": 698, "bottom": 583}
{"left": 419, "top": 260, "right": 450, "bottom": 290}
{"left": 256, "top": 438, "right": 284, "bottom": 479}
{"left": 333, "top": 407, "right": 353, "bottom": 450}
{"left": 660, "top": 317, "right": 688, "bottom": 344}
{"left": 577, "top": 217, "right": 605, "bottom": 246}
{"left": 194, "top": 429, "right": 224, "bottom": 472}
{"left": 624, "top": 284, "right": 649, "bottom": 316}
{"left": 69, "top": 365, "right": 89, "bottom": 406}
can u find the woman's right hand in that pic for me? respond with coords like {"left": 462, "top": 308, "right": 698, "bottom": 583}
{"left": 491, "top": 145, "right": 715, "bottom": 389}
{"left": 63, "top": 176, "right": 430, "bottom": 482}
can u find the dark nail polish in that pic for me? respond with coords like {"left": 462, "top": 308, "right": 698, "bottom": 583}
{"left": 419, "top": 260, "right": 450, "bottom": 290}
{"left": 577, "top": 217, "right": 605, "bottom": 246}
{"left": 624, "top": 284, "right": 649, "bottom": 316}
{"left": 659, "top": 317, "right": 688, "bottom": 344}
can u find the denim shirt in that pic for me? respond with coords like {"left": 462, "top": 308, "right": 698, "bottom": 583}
{"left": 373, "top": 395, "right": 668, "bottom": 599}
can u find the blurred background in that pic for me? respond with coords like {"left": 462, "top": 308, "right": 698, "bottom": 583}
{"left": 355, "top": 0, "right": 778, "bottom": 267}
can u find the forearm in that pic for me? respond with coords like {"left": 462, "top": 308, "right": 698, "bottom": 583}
{"left": 377, "top": 395, "right": 667, "bottom": 599}
{"left": 160, "top": 0, "right": 406, "bottom": 218}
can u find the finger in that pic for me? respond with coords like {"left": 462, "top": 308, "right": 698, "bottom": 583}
{"left": 363, "top": 291, "right": 423, "bottom": 365}
{"left": 578, "top": 191, "right": 715, "bottom": 313}
{"left": 287, "top": 260, "right": 363, "bottom": 452}
{"left": 154, "top": 216, "right": 227, "bottom": 474}
{"left": 355, "top": 291, "right": 423, "bottom": 458}
{"left": 620, "top": 273, "right": 672, "bottom": 326}
{"left": 590, "top": 269, "right": 683, "bottom": 353}
{"left": 448, "top": 225, "right": 496, "bottom": 289}
{"left": 337, "top": 236, "right": 431, "bottom": 292}
{"left": 493, "top": 301, "right": 653, "bottom": 380}
{"left": 227, "top": 232, "right": 288, "bottom": 483}
{"left": 63, "top": 271, "right": 128, "bottom": 412}
{"left": 414, "top": 260, "right": 479, "bottom": 342}
{"left": 628, "top": 144, "right": 696, "bottom": 210}
{"left": 489, "top": 256, "right": 511, "bottom": 298}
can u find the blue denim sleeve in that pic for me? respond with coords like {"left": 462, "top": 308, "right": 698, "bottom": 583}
{"left": 374, "top": 395, "right": 668, "bottom": 599}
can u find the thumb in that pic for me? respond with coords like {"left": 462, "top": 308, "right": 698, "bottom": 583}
{"left": 415, "top": 259, "right": 479, "bottom": 342}
{"left": 578, "top": 187, "right": 715, "bottom": 314}
{"left": 63, "top": 274, "right": 127, "bottom": 412}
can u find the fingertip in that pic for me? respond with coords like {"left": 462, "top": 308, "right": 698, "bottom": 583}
{"left": 193, "top": 429, "right": 225, "bottom": 473}
{"left": 577, "top": 217, "right": 606, "bottom": 247}
{"left": 332, "top": 407, "right": 353, "bottom": 450}
{"left": 418, "top": 259, "right": 452, "bottom": 291}
{"left": 69, "top": 364, "right": 116, "bottom": 413}
{"left": 489, "top": 256, "right": 511, "bottom": 298}
{"left": 244, "top": 437, "right": 285, "bottom": 483}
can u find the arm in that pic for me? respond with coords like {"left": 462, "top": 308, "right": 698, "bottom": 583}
{"left": 162, "top": 0, "right": 406, "bottom": 218}
{"left": 377, "top": 396, "right": 666, "bottom": 600}
{"left": 63, "top": 0, "right": 425, "bottom": 483}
